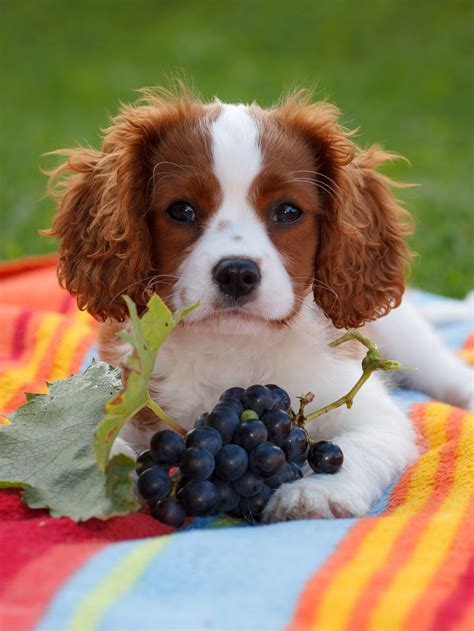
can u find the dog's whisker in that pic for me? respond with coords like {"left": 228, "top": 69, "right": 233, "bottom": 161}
{"left": 288, "top": 170, "right": 340, "bottom": 189}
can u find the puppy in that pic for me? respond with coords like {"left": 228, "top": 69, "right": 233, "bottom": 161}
{"left": 46, "top": 89, "right": 473, "bottom": 521}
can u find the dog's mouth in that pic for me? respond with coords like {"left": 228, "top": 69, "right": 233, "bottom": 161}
{"left": 180, "top": 304, "right": 296, "bottom": 332}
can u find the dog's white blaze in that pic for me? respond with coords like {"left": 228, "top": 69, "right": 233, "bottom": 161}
{"left": 173, "top": 103, "right": 295, "bottom": 323}
{"left": 211, "top": 104, "right": 262, "bottom": 207}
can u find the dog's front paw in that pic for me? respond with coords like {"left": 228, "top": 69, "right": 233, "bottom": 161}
{"left": 262, "top": 476, "right": 370, "bottom": 523}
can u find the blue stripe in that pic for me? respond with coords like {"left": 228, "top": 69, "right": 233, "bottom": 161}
{"left": 37, "top": 540, "right": 142, "bottom": 631}
{"left": 79, "top": 343, "right": 98, "bottom": 373}
{"left": 98, "top": 519, "right": 354, "bottom": 631}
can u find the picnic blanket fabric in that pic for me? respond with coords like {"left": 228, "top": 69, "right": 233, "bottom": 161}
{"left": 0, "top": 256, "right": 473, "bottom": 631}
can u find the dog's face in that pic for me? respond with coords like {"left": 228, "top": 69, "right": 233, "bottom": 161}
{"left": 47, "top": 89, "right": 412, "bottom": 331}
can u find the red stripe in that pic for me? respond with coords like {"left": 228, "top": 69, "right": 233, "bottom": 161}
{"left": 0, "top": 489, "right": 171, "bottom": 596}
{"left": 58, "top": 293, "right": 75, "bottom": 314}
{"left": 431, "top": 551, "right": 474, "bottom": 631}
{"left": 10, "top": 309, "right": 33, "bottom": 360}
{"left": 0, "top": 542, "right": 104, "bottom": 631}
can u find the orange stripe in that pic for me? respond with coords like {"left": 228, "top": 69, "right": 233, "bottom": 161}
{"left": 462, "top": 333, "right": 474, "bottom": 350}
{"left": 457, "top": 600, "right": 474, "bottom": 631}
{"left": 47, "top": 321, "right": 95, "bottom": 382}
{"left": 3, "top": 318, "right": 71, "bottom": 412}
{"left": 286, "top": 519, "right": 377, "bottom": 631}
{"left": 67, "top": 329, "right": 97, "bottom": 374}
{"left": 387, "top": 403, "right": 427, "bottom": 510}
{"left": 346, "top": 407, "right": 465, "bottom": 631}
{"left": 2, "top": 310, "right": 95, "bottom": 413}
{"left": 0, "top": 313, "right": 63, "bottom": 411}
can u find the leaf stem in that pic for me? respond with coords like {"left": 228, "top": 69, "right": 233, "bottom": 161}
{"left": 146, "top": 398, "right": 187, "bottom": 436}
{"left": 304, "top": 369, "right": 373, "bottom": 424}
{"left": 300, "top": 329, "right": 403, "bottom": 427}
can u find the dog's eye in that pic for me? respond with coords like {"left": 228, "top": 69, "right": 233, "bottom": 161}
{"left": 272, "top": 203, "right": 303, "bottom": 224}
{"left": 167, "top": 202, "right": 197, "bottom": 223}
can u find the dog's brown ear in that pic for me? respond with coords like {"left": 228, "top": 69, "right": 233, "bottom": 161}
{"left": 44, "top": 90, "right": 200, "bottom": 321}
{"left": 314, "top": 145, "right": 414, "bottom": 329}
{"left": 44, "top": 140, "right": 153, "bottom": 322}
{"left": 276, "top": 93, "right": 413, "bottom": 329}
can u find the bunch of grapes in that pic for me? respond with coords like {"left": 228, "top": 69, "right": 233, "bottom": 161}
{"left": 136, "top": 384, "right": 344, "bottom": 527}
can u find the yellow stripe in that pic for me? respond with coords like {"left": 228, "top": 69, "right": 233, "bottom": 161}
{"left": 48, "top": 321, "right": 93, "bottom": 382}
{"left": 0, "top": 313, "right": 62, "bottom": 407}
{"left": 310, "top": 403, "right": 450, "bottom": 631}
{"left": 73, "top": 308, "right": 95, "bottom": 327}
{"left": 68, "top": 537, "right": 172, "bottom": 631}
{"left": 369, "top": 412, "right": 474, "bottom": 631}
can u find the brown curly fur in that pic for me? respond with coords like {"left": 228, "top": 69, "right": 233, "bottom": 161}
{"left": 44, "top": 89, "right": 209, "bottom": 321}
{"left": 44, "top": 88, "right": 413, "bottom": 330}
{"left": 272, "top": 91, "right": 413, "bottom": 328}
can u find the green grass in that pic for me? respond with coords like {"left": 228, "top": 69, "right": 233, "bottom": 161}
{"left": 1, "top": 0, "right": 473, "bottom": 296}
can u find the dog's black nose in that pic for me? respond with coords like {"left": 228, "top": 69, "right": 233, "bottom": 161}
{"left": 212, "top": 258, "right": 261, "bottom": 299}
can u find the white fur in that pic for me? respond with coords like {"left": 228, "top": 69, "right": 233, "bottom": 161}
{"left": 368, "top": 299, "right": 474, "bottom": 411}
{"left": 114, "top": 103, "right": 473, "bottom": 522}
{"left": 173, "top": 104, "right": 295, "bottom": 325}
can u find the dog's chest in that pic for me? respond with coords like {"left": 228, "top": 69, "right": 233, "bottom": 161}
{"left": 151, "top": 325, "right": 338, "bottom": 429}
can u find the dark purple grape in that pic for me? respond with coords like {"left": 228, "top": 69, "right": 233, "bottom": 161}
{"left": 206, "top": 408, "right": 240, "bottom": 444}
{"left": 185, "top": 426, "right": 223, "bottom": 456}
{"left": 265, "top": 462, "right": 299, "bottom": 489}
{"left": 239, "top": 484, "right": 273, "bottom": 522}
{"left": 212, "top": 477, "right": 240, "bottom": 511}
{"left": 193, "top": 413, "right": 208, "bottom": 428}
{"left": 219, "top": 387, "right": 245, "bottom": 400}
{"left": 150, "top": 430, "right": 185, "bottom": 466}
{"left": 232, "top": 470, "right": 264, "bottom": 497}
{"left": 217, "top": 397, "right": 245, "bottom": 415}
{"left": 249, "top": 442, "right": 286, "bottom": 478}
{"left": 282, "top": 427, "right": 309, "bottom": 462}
{"left": 180, "top": 447, "right": 215, "bottom": 481}
{"left": 180, "top": 480, "right": 219, "bottom": 516}
{"left": 307, "top": 441, "right": 344, "bottom": 474}
{"left": 137, "top": 467, "right": 171, "bottom": 501}
{"left": 242, "top": 385, "right": 274, "bottom": 416}
{"left": 214, "top": 444, "right": 249, "bottom": 481}
{"left": 261, "top": 409, "right": 292, "bottom": 446}
{"left": 289, "top": 462, "right": 304, "bottom": 479}
{"left": 265, "top": 384, "right": 291, "bottom": 411}
{"left": 136, "top": 450, "right": 156, "bottom": 475}
{"left": 233, "top": 420, "right": 268, "bottom": 452}
{"left": 151, "top": 498, "right": 186, "bottom": 528}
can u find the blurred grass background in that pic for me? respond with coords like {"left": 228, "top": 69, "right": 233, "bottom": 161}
{"left": 1, "top": 0, "right": 472, "bottom": 296}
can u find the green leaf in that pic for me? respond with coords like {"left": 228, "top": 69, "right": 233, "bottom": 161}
{"left": 93, "top": 295, "right": 198, "bottom": 470}
{"left": 0, "top": 361, "right": 139, "bottom": 521}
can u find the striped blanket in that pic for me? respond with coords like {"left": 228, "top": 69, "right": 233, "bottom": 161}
{"left": 0, "top": 256, "right": 473, "bottom": 631}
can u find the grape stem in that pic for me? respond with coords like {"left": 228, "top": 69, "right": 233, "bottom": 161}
{"left": 146, "top": 398, "right": 187, "bottom": 436}
{"left": 294, "top": 330, "right": 404, "bottom": 428}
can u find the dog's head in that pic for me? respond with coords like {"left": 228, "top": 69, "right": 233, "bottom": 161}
{"left": 46, "top": 88, "right": 412, "bottom": 331}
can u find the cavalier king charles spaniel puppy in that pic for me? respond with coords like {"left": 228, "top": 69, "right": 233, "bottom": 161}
{"left": 46, "top": 89, "right": 473, "bottom": 521}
